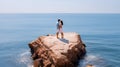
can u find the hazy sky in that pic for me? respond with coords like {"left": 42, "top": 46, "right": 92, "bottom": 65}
{"left": 0, "top": 0, "right": 120, "bottom": 13}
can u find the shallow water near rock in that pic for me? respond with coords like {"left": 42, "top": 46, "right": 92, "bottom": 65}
{"left": 0, "top": 14, "right": 120, "bottom": 67}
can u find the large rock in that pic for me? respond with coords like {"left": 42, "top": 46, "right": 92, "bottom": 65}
{"left": 28, "top": 32, "right": 86, "bottom": 67}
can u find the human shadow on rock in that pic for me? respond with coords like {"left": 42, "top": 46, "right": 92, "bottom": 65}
{"left": 59, "top": 38, "right": 69, "bottom": 44}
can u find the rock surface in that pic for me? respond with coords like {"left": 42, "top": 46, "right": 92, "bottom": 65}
{"left": 28, "top": 32, "right": 86, "bottom": 67}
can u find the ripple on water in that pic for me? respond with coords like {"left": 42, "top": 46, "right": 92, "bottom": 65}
{"left": 79, "top": 54, "right": 109, "bottom": 67}
{"left": 16, "top": 50, "right": 33, "bottom": 67}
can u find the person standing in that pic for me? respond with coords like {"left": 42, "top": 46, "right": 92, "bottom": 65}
{"left": 56, "top": 19, "right": 64, "bottom": 39}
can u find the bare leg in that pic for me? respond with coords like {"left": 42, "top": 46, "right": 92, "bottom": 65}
{"left": 56, "top": 32, "right": 59, "bottom": 39}
{"left": 61, "top": 32, "right": 64, "bottom": 38}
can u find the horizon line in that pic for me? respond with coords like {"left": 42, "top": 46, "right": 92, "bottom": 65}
{"left": 0, "top": 12, "right": 120, "bottom": 14}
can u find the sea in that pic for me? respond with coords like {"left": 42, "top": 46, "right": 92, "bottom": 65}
{"left": 0, "top": 13, "right": 120, "bottom": 67}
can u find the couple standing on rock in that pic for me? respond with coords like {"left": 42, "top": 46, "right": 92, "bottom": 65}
{"left": 56, "top": 19, "right": 64, "bottom": 39}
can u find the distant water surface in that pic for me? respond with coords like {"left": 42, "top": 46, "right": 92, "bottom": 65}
{"left": 0, "top": 13, "right": 120, "bottom": 67}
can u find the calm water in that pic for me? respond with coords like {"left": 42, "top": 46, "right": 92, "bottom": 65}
{"left": 0, "top": 14, "right": 120, "bottom": 67}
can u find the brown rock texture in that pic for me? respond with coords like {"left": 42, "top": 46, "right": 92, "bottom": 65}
{"left": 28, "top": 32, "right": 86, "bottom": 67}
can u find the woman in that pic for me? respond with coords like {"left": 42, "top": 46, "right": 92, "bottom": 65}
{"left": 56, "top": 19, "right": 64, "bottom": 39}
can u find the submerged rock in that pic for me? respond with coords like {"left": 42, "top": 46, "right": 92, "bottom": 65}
{"left": 28, "top": 32, "right": 86, "bottom": 67}
{"left": 86, "top": 64, "right": 94, "bottom": 67}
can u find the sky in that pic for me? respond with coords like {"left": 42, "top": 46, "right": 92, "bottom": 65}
{"left": 0, "top": 0, "right": 120, "bottom": 13}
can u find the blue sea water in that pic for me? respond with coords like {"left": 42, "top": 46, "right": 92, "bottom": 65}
{"left": 0, "top": 13, "right": 120, "bottom": 67}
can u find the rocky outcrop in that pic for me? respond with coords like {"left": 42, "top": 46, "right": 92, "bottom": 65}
{"left": 28, "top": 32, "right": 86, "bottom": 67}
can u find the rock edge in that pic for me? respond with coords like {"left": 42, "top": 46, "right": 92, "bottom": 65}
{"left": 28, "top": 32, "right": 86, "bottom": 67}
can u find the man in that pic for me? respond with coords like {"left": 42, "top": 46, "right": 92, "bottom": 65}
{"left": 56, "top": 19, "right": 64, "bottom": 39}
